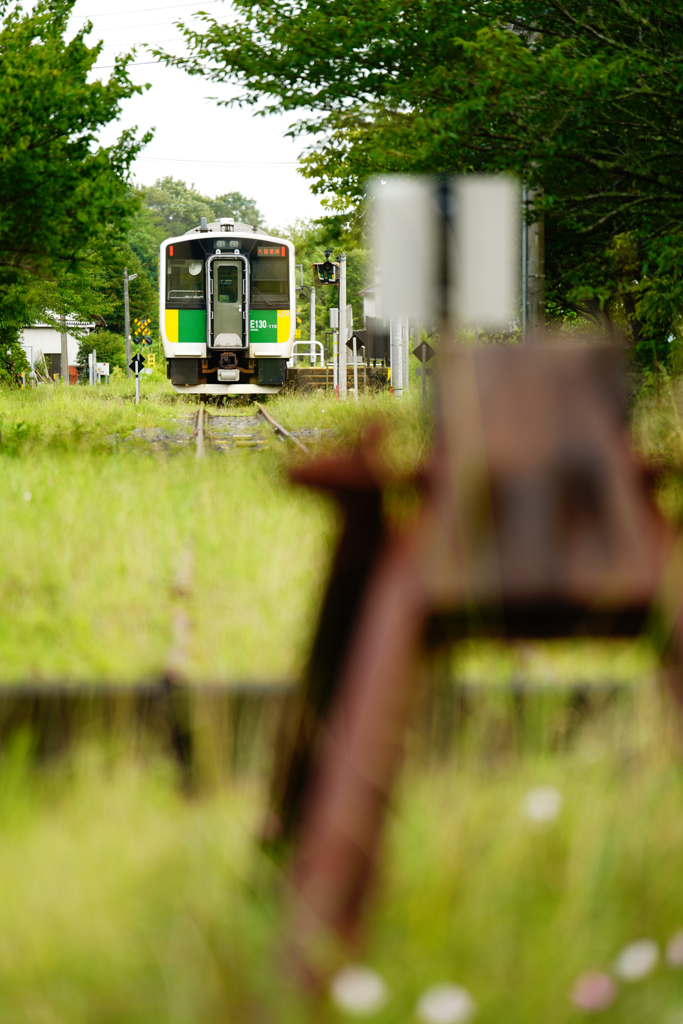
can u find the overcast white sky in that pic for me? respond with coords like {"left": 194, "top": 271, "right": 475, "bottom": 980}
{"left": 67, "top": 0, "right": 326, "bottom": 230}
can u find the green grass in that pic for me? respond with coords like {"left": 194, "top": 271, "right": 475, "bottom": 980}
{"left": 0, "top": 378, "right": 676, "bottom": 685}
{"left": 1, "top": 377, "right": 683, "bottom": 1020}
{"left": 0, "top": 448, "right": 332, "bottom": 682}
{"left": 0, "top": 689, "right": 681, "bottom": 1022}
{"left": 0, "top": 379, "right": 433, "bottom": 685}
{"left": 365, "top": 686, "right": 683, "bottom": 1024}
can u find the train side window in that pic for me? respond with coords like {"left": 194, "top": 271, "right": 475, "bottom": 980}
{"left": 166, "top": 258, "right": 205, "bottom": 301}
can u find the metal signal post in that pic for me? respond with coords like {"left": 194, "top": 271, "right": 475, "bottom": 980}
{"left": 338, "top": 254, "right": 347, "bottom": 400}
{"left": 312, "top": 250, "right": 348, "bottom": 399}
{"left": 123, "top": 268, "right": 138, "bottom": 379}
{"left": 129, "top": 351, "right": 145, "bottom": 404}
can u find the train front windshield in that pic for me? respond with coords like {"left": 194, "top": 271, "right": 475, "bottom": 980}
{"left": 166, "top": 259, "right": 205, "bottom": 302}
{"left": 251, "top": 257, "right": 289, "bottom": 309}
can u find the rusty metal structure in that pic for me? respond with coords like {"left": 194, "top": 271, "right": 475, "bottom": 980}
{"left": 267, "top": 341, "right": 683, "bottom": 974}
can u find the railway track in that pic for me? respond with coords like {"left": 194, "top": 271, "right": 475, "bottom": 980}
{"left": 0, "top": 402, "right": 640, "bottom": 774}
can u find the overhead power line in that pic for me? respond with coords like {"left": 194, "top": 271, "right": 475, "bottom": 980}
{"left": 92, "top": 59, "right": 161, "bottom": 68}
{"left": 73, "top": 0, "right": 219, "bottom": 17}
{"left": 136, "top": 157, "right": 300, "bottom": 166}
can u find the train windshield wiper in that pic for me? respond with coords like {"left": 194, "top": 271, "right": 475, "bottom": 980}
{"left": 251, "top": 287, "right": 276, "bottom": 308}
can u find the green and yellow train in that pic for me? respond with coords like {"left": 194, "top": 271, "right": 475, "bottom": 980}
{"left": 160, "top": 216, "right": 295, "bottom": 395}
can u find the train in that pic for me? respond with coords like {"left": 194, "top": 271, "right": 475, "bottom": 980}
{"left": 160, "top": 216, "right": 295, "bottom": 396}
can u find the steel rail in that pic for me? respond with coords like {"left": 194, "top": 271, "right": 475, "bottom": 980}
{"left": 255, "top": 402, "right": 310, "bottom": 454}
{"left": 195, "top": 403, "right": 205, "bottom": 459}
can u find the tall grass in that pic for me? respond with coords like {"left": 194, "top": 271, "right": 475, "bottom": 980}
{"left": 0, "top": 688, "right": 680, "bottom": 1022}
{"left": 0, "top": 449, "right": 332, "bottom": 682}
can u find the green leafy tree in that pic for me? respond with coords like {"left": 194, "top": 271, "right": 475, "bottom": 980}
{"left": 0, "top": 313, "right": 29, "bottom": 387}
{"left": 210, "top": 192, "right": 262, "bottom": 225}
{"left": 92, "top": 233, "right": 158, "bottom": 337}
{"left": 129, "top": 178, "right": 264, "bottom": 286}
{"left": 0, "top": 0, "right": 151, "bottom": 382}
{"left": 76, "top": 330, "right": 127, "bottom": 374}
{"left": 284, "top": 219, "right": 369, "bottom": 347}
{"left": 165, "top": 0, "right": 683, "bottom": 368}
{"left": 136, "top": 177, "right": 214, "bottom": 239}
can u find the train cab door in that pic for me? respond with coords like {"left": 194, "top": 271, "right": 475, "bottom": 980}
{"left": 208, "top": 256, "right": 248, "bottom": 348}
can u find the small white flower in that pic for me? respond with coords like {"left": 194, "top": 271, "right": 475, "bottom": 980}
{"left": 330, "top": 965, "right": 389, "bottom": 1016}
{"left": 522, "top": 786, "right": 563, "bottom": 824}
{"left": 23, "top": 490, "right": 32, "bottom": 502}
{"left": 614, "top": 939, "right": 659, "bottom": 981}
{"left": 416, "top": 984, "right": 477, "bottom": 1024}
{"left": 666, "top": 931, "right": 683, "bottom": 968}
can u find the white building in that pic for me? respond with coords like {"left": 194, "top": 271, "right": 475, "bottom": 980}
{"left": 20, "top": 317, "right": 96, "bottom": 379}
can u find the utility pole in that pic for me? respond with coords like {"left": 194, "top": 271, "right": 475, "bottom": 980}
{"left": 521, "top": 184, "right": 528, "bottom": 341}
{"left": 338, "top": 253, "right": 347, "bottom": 399}
{"left": 60, "top": 312, "right": 68, "bottom": 385}
{"left": 123, "top": 267, "right": 138, "bottom": 379}
{"left": 310, "top": 286, "right": 316, "bottom": 366}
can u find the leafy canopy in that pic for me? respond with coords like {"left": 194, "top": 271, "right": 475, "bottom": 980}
{"left": 0, "top": 0, "right": 151, "bottom": 381}
{"left": 128, "top": 177, "right": 264, "bottom": 286}
{"left": 165, "top": 0, "right": 683, "bottom": 366}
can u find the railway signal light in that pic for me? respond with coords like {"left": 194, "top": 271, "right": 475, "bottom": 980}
{"left": 312, "top": 250, "right": 339, "bottom": 286}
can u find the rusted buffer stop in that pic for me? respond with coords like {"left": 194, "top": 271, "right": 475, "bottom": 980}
{"left": 266, "top": 176, "right": 683, "bottom": 976}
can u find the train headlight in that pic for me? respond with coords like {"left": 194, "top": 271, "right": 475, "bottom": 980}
{"left": 188, "top": 261, "right": 202, "bottom": 276}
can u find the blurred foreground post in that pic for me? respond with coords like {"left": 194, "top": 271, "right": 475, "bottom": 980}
{"left": 268, "top": 175, "right": 683, "bottom": 987}
{"left": 274, "top": 343, "right": 680, "bottom": 983}
{"left": 371, "top": 174, "right": 519, "bottom": 339}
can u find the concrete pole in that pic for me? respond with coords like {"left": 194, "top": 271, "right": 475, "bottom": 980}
{"left": 391, "top": 317, "right": 402, "bottom": 397}
{"left": 402, "top": 317, "right": 409, "bottom": 398}
{"left": 310, "top": 286, "right": 316, "bottom": 365}
{"left": 526, "top": 188, "right": 545, "bottom": 338}
{"left": 338, "top": 254, "right": 347, "bottom": 399}
{"left": 390, "top": 318, "right": 395, "bottom": 393}
{"left": 333, "top": 331, "right": 338, "bottom": 391}
{"left": 60, "top": 312, "right": 68, "bottom": 384}
{"left": 124, "top": 267, "right": 138, "bottom": 378}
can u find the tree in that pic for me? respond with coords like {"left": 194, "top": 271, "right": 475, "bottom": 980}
{"left": 76, "top": 330, "right": 127, "bottom": 374}
{"left": 0, "top": 0, "right": 151, "bottom": 379}
{"left": 136, "top": 177, "right": 214, "bottom": 239}
{"left": 164, "top": 0, "right": 683, "bottom": 368}
{"left": 86, "top": 231, "right": 157, "bottom": 337}
{"left": 210, "top": 192, "right": 262, "bottom": 225}
{"left": 129, "top": 177, "right": 265, "bottom": 287}
{"left": 283, "top": 219, "right": 369, "bottom": 346}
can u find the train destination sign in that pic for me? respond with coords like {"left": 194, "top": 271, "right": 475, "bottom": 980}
{"left": 256, "top": 246, "right": 285, "bottom": 257}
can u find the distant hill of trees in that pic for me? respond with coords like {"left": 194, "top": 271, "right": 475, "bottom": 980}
{"left": 128, "top": 177, "right": 264, "bottom": 288}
